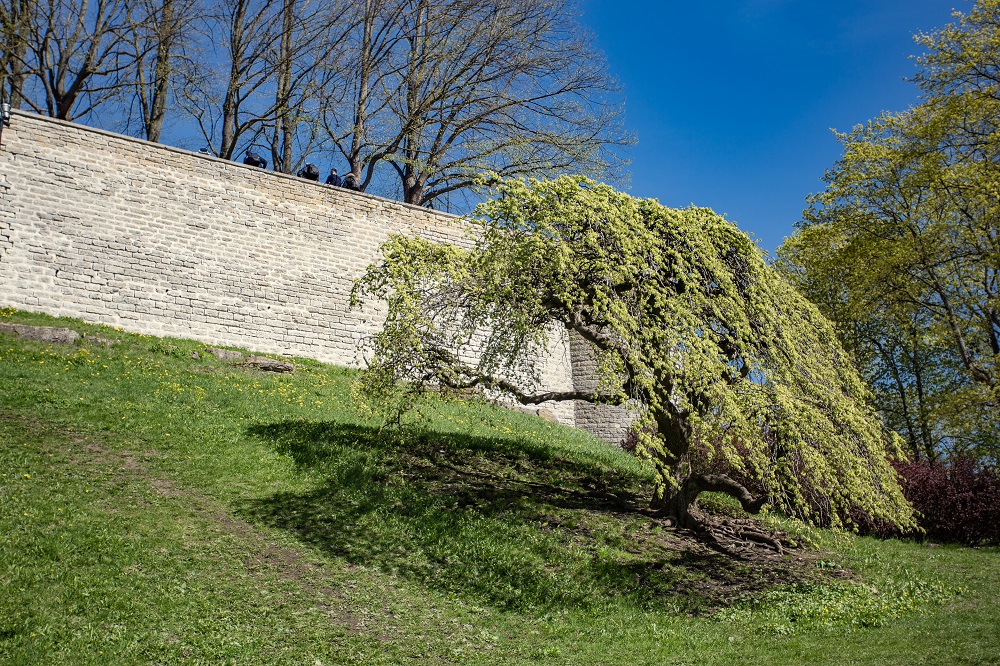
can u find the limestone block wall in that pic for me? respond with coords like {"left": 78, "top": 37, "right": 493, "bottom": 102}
{"left": 568, "top": 331, "right": 635, "bottom": 447}
{"left": 0, "top": 111, "right": 636, "bottom": 441}
{"left": 0, "top": 111, "right": 442, "bottom": 367}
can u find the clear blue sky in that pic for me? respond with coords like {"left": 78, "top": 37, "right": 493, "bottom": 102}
{"left": 578, "top": 0, "right": 961, "bottom": 254}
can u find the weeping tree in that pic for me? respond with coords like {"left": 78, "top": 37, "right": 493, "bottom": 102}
{"left": 351, "top": 176, "right": 914, "bottom": 532}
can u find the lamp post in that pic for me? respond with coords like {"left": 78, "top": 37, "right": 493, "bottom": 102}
{"left": 0, "top": 98, "right": 11, "bottom": 146}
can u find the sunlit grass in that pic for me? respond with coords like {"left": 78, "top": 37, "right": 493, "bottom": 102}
{"left": 1, "top": 307, "right": 997, "bottom": 665}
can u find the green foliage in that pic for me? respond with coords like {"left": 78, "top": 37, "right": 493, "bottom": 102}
{"left": 716, "top": 576, "right": 960, "bottom": 636}
{"left": 352, "top": 176, "right": 913, "bottom": 530}
{"left": 778, "top": 1, "right": 1000, "bottom": 462}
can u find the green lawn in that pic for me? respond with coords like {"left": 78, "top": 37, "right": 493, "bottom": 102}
{"left": 1, "top": 308, "right": 997, "bottom": 665}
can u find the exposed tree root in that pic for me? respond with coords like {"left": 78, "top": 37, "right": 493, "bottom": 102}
{"left": 643, "top": 506, "right": 796, "bottom": 557}
{"left": 711, "top": 517, "right": 793, "bottom": 555}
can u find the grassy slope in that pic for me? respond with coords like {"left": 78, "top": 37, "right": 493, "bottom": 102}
{"left": 0, "top": 308, "right": 997, "bottom": 665}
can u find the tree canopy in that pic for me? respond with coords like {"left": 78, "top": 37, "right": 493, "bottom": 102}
{"left": 778, "top": 0, "right": 1000, "bottom": 462}
{"left": 352, "top": 176, "right": 913, "bottom": 531}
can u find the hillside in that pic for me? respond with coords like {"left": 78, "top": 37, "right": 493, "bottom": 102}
{"left": 1, "top": 308, "right": 997, "bottom": 665}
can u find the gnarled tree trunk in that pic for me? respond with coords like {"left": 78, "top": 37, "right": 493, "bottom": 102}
{"left": 650, "top": 473, "right": 768, "bottom": 530}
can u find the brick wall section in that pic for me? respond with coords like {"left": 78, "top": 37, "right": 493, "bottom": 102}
{"left": 0, "top": 220, "right": 12, "bottom": 261}
{"left": 0, "top": 111, "right": 636, "bottom": 440}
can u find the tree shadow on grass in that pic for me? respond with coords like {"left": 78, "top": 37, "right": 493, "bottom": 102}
{"left": 240, "top": 419, "right": 819, "bottom": 613}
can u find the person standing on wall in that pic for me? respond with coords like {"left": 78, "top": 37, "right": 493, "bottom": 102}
{"left": 341, "top": 172, "right": 361, "bottom": 191}
{"left": 326, "top": 168, "right": 342, "bottom": 186}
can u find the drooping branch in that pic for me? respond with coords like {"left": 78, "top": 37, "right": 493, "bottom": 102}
{"left": 426, "top": 354, "right": 627, "bottom": 406}
{"left": 354, "top": 176, "right": 916, "bottom": 534}
{"left": 686, "top": 474, "right": 768, "bottom": 515}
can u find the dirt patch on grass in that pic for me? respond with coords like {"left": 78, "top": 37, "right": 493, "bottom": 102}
{"left": 149, "top": 478, "right": 186, "bottom": 496}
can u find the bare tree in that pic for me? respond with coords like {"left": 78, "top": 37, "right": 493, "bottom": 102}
{"left": 320, "top": 0, "right": 403, "bottom": 185}
{"left": 1, "top": 0, "right": 35, "bottom": 109}
{"left": 7, "top": 0, "right": 628, "bottom": 207}
{"left": 177, "top": 0, "right": 280, "bottom": 158}
{"left": 19, "top": 0, "right": 142, "bottom": 121}
{"left": 264, "top": 0, "right": 352, "bottom": 172}
{"left": 179, "top": 0, "right": 348, "bottom": 164}
{"left": 325, "top": 0, "right": 628, "bottom": 205}
{"left": 120, "top": 0, "right": 200, "bottom": 142}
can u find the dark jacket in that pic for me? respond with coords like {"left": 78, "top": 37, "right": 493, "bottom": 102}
{"left": 326, "top": 173, "right": 342, "bottom": 186}
{"left": 243, "top": 152, "right": 267, "bottom": 169}
{"left": 342, "top": 173, "right": 361, "bottom": 191}
{"left": 297, "top": 163, "right": 320, "bottom": 181}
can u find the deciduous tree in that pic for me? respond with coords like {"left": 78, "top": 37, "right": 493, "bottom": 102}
{"left": 0, "top": 0, "right": 34, "bottom": 109}
{"left": 320, "top": 0, "right": 402, "bottom": 188}
{"left": 179, "top": 0, "right": 282, "bottom": 158}
{"left": 18, "top": 0, "right": 143, "bottom": 120}
{"left": 351, "top": 176, "right": 913, "bottom": 531}
{"left": 324, "top": 0, "right": 628, "bottom": 204}
{"left": 778, "top": 1, "right": 1000, "bottom": 461}
{"left": 120, "top": 0, "right": 200, "bottom": 142}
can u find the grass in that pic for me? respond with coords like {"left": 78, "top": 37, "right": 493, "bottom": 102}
{"left": 1, "top": 307, "right": 998, "bottom": 665}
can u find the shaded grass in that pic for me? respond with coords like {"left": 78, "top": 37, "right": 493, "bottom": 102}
{"left": 241, "top": 419, "right": 808, "bottom": 613}
{"left": 1, "top": 307, "right": 998, "bottom": 664}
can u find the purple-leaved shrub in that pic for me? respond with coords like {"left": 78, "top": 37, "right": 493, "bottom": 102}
{"left": 894, "top": 457, "right": 1000, "bottom": 546}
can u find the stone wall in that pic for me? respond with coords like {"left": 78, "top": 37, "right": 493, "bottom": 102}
{"left": 568, "top": 331, "right": 635, "bottom": 447}
{"left": 0, "top": 111, "right": 633, "bottom": 441}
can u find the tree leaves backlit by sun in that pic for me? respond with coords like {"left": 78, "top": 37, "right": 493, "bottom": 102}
{"left": 352, "top": 176, "right": 913, "bottom": 531}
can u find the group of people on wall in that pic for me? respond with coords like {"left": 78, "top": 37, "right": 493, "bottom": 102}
{"left": 241, "top": 150, "right": 361, "bottom": 191}
{"left": 320, "top": 167, "right": 361, "bottom": 190}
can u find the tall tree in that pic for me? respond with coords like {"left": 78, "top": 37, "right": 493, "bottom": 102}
{"left": 0, "top": 0, "right": 34, "bottom": 109}
{"left": 352, "top": 176, "right": 913, "bottom": 532}
{"left": 18, "top": 0, "right": 142, "bottom": 121}
{"left": 263, "top": 0, "right": 350, "bottom": 173}
{"left": 179, "top": 0, "right": 281, "bottom": 158}
{"left": 323, "top": 0, "right": 627, "bottom": 204}
{"left": 180, "top": 0, "right": 347, "bottom": 163}
{"left": 320, "top": 0, "right": 407, "bottom": 187}
{"left": 390, "top": 0, "right": 627, "bottom": 207}
{"left": 121, "top": 0, "right": 200, "bottom": 142}
{"left": 779, "top": 1, "right": 1000, "bottom": 461}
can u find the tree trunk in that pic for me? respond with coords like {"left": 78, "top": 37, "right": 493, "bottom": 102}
{"left": 347, "top": 0, "right": 375, "bottom": 179}
{"left": 651, "top": 473, "right": 768, "bottom": 530}
{"left": 272, "top": 0, "right": 295, "bottom": 172}
{"left": 146, "top": 0, "right": 175, "bottom": 143}
{"left": 220, "top": 0, "right": 249, "bottom": 159}
{"left": 403, "top": 172, "right": 425, "bottom": 205}
{"left": 3, "top": 0, "right": 33, "bottom": 109}
{"left": 399, "top": 0, "right": 428, "bottom": 204}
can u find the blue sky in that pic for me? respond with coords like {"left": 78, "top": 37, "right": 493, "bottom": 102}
{"left": 577, "top": 0, "right": 961, "bottom": 254}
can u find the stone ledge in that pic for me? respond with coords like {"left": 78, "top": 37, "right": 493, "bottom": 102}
{"left": 0, "top": 322, "right": 80, "bottom": 344}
